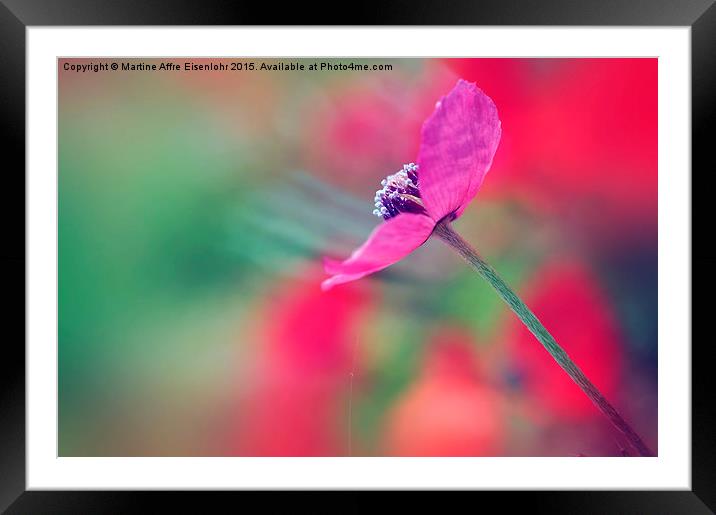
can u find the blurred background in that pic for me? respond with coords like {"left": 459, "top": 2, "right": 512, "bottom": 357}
{"left": 58, "top": 58, "right": 657, "bottom": 457}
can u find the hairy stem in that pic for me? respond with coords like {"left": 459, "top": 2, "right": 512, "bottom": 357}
{"left": 433, "top": 220, "right": 654, "bottom": 457}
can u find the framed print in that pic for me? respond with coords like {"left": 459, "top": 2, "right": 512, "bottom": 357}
{"left": 2, "top": 0, "right": 714, "bottom": 512}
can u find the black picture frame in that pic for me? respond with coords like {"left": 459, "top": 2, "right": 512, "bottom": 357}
{"left": 1, "top": 1, "right": 713, "bottom": 512}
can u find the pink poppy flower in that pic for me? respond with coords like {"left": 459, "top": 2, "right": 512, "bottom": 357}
{"left": 321, "top": 80, "right": 502, "bottom": 290}
{"left": 319, "top": 77, "right": 652, "bottom": 456}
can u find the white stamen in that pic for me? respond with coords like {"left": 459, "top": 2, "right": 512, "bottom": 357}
{"left": 371, "top": 163, "right": 421, "bottom": 218}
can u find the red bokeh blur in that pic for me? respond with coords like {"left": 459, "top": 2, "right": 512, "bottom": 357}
{"left": 235, "top": 273, "right": 374, "bottom": 456}
{"left": 384, "top": 328, "right": 505, "bottom": 456}
{"left": 504, "top": 260, "right": 622, "bottom": 420}
{"left": 447, "top": 58, "right": 657, "bottom": 241}
{"left": 301, "top": 71, "right": 458, "bottom": 190}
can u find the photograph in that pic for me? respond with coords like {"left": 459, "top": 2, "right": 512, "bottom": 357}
{"left": 58, "top": 57, "right": 658, "bottom": 458}
{"left": 3, "top": 4, "right": 711, "bottom": 508}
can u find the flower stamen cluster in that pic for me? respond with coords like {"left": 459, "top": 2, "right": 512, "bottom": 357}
{"left": 372, "top": 163, "right": 425, "bottom": 220}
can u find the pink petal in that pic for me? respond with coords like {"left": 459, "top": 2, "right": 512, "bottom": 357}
{"left": 321, "top": 213, "right": 435, "bottom": 290}
{"left": 417, "top": 80, "right": 502, "bottom": 221}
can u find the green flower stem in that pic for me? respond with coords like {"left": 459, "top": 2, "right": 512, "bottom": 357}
{"left": 433, "top": 220, "right": 654, "bottom": 457}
